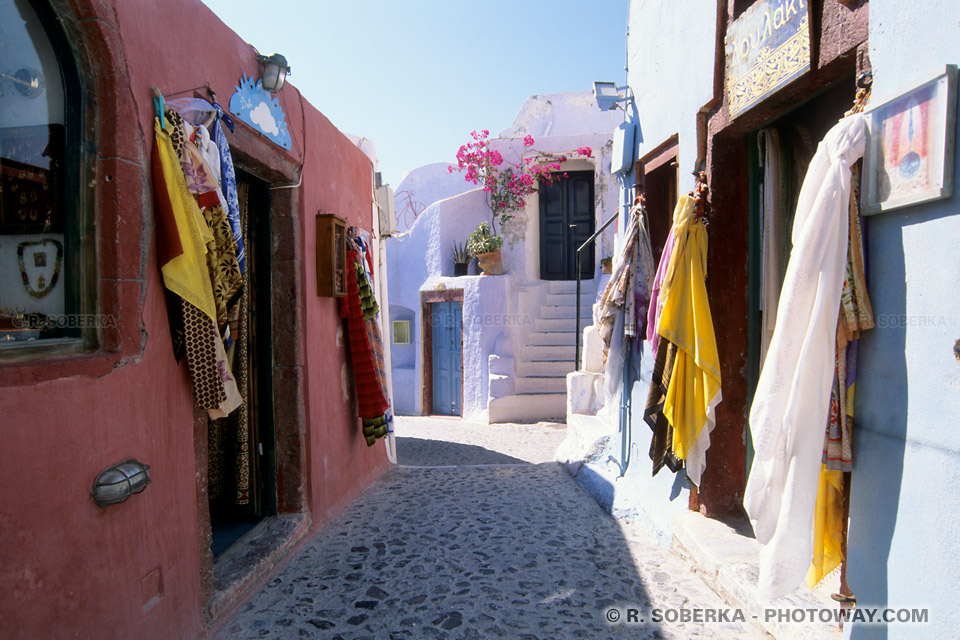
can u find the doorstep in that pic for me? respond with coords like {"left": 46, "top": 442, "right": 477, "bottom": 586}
{"left": 670, "top": 510, "right": 843, "bottom": 640}
{"left": 207, "top": 512, "right": 310, "bottom": 623}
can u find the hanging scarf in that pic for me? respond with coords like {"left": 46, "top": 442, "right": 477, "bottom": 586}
{"left": 595, "top": 204, "right": 655, "bottom": 358}
{"left": 744, "top": 114, "right": 866, "bottom": 601}
{"left": 212, "top": 104, "right": 246, "bottom": 273}
{"left": 341, "top": 247, "right": 390, "bottom": 427}
{"left": 153, "top": 114, "right": 241, "bottom": 419}
{"left": 646, "top": 226, "right": 677, "bottom": 359}
{"left": 809, "top": 162, "right": 874, "bottom": 589}
{"left": 656, "top": 194, "right": 722, "bottom": 487}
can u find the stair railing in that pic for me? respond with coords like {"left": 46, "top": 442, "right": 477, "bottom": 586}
{"left": 575, "top": 212, "right": 620, "bottom": 369}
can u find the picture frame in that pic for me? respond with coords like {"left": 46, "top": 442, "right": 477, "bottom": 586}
{"left": 861, "top": 65, "right": 957, "bottom": 215}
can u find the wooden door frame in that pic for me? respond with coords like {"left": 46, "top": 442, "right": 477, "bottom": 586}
{"left": 420, "top": 289, "right": 464, "bottom": 416}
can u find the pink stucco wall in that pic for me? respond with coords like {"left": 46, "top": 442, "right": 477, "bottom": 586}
{"left": 0, "top": 1, "right": 389, "bottom": 638}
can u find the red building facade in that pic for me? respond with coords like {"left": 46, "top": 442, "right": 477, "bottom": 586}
{"left": 0, "top": 1, "right": 390, "bottom": 638}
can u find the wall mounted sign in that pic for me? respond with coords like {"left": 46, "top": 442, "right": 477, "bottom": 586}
{"left": 228, "top": 74, "right": 292, "bottom": 150}
{"left": 724, "top": 0, "right": 811, "bottom": 119}
{"left": 862, "top": 65, "right": 957, "bottom": 215}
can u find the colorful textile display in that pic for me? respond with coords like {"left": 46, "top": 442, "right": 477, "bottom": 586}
{"left": 594, "top": 203, "right": 655, "bottom": 359}
{"left": 808, "top": 162, "right": 873, "bottom": 588}
{"left": 212, "top": 105, "right": 245, "bottom": 273}
{"left": 646, "top": 226, "right": 677, "bottom": 361}
{"left": 744, "top": 114, "right": 866, "bottom": 601}
{"left": 655, "top": 193, "right": 722, "bottom": 487}
{"left": 153, "top": 113, "right": 241, "bottom": 419}
{"left": 341, "top": 246, "right": 390, "bottom": 428}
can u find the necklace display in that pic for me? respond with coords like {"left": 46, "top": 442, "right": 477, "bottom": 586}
{"left": 17, "top": 238, "right": 62, "bottom": 298}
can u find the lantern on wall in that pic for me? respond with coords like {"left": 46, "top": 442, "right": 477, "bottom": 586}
{"left": 256, "top": 53, "right": 290, "bottom": 93}
{"left": 91, "top": 459, "right": 151, "bottom": 507}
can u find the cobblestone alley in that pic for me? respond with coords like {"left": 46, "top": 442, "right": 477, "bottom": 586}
{"left": 210, "top": 418, "right": 770, "bottom": 639}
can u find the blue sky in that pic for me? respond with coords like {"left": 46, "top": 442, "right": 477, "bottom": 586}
{"left": 200, "top": 0, "right": 628, "bottom": 189}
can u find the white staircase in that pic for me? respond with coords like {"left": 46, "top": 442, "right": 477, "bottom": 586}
{"left": 488, "top": 280, "right": 595, "bottom": 422}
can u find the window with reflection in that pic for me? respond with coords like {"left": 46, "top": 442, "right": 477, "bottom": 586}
{"left": 1, "top": 0, "right": 82, "bottom": 348}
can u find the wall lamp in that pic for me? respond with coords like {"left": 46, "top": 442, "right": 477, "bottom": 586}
{"left": 91, "top": 458, "right": 151, "bottom": 507}
{"left": 257, "top": 53, "right": 291, "bottom": 92}
{"left": 593, "top": 81, "right": 635, "bottom": 112}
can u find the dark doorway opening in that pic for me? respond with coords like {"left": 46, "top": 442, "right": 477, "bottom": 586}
{"left": 539, "top": 171, "right": 595, "bottom": 280}
{"left": 209, "top": 172, "right": 277, "bottom": 557}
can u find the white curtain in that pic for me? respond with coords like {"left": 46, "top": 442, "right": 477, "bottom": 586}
{"left": 759, "top": 128, "right": 782, "bottom": 366}
{"left": 744, "top": 114, "right": 866, "bottom": 601}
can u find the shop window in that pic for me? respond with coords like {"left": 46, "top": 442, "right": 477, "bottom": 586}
{"left": 0, "top": 0, "right": 90, "bottom": 353}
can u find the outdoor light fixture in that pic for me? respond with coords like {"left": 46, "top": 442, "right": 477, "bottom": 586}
{"left": 91, "top": 458, "right": 151, "bottom": 507}
{"left": 257, "top": 53, "right": 290, "bottom": 92}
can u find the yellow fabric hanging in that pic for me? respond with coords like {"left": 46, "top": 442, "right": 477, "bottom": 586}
{"left": 154, "top": 119, "right": 217, "bottom": 322}
{"left": 658, "top": 195, "right": 722, "bottom": 481}
{"left": 808, "top": 464, "right": 844, "bottom": 587}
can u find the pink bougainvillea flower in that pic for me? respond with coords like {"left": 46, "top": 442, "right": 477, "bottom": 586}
{"left": 523, "top": 135, "right": 535, "bottom": 147}
{"left": 576, "top": 146, "right": 593, "bottom": 157}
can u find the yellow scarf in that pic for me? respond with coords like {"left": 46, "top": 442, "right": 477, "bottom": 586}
{"left": 808, "top": 465, "right": 844, "bottom": 587}
{"left": 658, "top": 195, "right": 722, "bottom": 467}
{"left": 154, "top": 119, "right": 217, "bottom": 322}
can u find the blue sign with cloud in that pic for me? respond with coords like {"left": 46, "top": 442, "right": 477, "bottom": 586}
{"left": 228, "top": 74, "right": 292, "bottom": 150}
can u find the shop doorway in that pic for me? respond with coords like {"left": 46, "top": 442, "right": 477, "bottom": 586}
{"left": 539, "top": 171, "right": 595, "bottom": 280}
{"left": 746, "top": 78, "right": 856, "bottom": 471}
{"left": 208, "top": 173, "right": 277, "bottom": 556}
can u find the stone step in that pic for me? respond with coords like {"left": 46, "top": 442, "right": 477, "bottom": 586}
{"left": 488, "top": 392, "right": 567, "bottom": 423}
{"left": 544, "top": 292, "right": 595, "bottom": 308}
{"left": 515, "top": 375, "right": 567, "bottom": 393}
{"left": 517, "top": 359, "right": 576, "bottom": 377}
{"left": 527, "top": 331, "right": 577, "bottom": 346}
{"left": 548, "top": 280, "right": 596, "bottom": 294}
{"left": 535, "top": 317, "right": 589, "bottom": 333}
{"left": 523, "top": 344, "right": 575, "bottom": 361}
{"left": 541, "top": 305, "right": 582, "bottom": 319}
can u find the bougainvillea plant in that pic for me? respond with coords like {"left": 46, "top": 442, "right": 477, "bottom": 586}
{"left": 448, "top": 130, "right": 592, "bottom": 238}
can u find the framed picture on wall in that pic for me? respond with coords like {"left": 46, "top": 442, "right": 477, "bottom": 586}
{"left": 861, "top": 65, "right": 957, "bottom": 215}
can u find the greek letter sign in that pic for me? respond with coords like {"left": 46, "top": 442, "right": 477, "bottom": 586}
{"left": 725, "top": 0, "right": 810, "bottom": 119}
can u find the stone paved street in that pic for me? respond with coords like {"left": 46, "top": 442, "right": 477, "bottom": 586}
{"left": 210, "top": 417, "right": 771, "bottom": 639}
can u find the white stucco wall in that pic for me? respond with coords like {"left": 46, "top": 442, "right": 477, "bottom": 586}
{"left": 626, "top": 0, "right": 717, "bottom": 193}
{"left": 391, "top": 162, "right": 474, "bottom": 233}
{"left": 386, "top": 91, "right": 625, "bottom": 421}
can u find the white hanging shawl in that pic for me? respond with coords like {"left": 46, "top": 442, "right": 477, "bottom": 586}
{"left": 744, "top": 114, "right": 866, "bottom": 601}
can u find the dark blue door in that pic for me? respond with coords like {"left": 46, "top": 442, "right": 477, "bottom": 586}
{"left": 431, "top": 301, "right": 462, "bottom": 415}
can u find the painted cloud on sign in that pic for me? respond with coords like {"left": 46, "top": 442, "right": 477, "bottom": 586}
{"left": 229, "top": 74, "right": 292, "bottom": 149}
{"left": 250, "top": 102, "right": 280, "bottom": 136}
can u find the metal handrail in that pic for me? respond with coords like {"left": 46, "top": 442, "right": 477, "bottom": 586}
{"left": 575, "top": 212, "right": 620, "bottom": 369}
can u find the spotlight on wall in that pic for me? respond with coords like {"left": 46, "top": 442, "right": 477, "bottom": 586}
{"left": 91, "top": 459, "right": 151, "bottom": 507}
{"left": 257, "top": 53, "right": 291, "bottom": 92}
{"left": 593, "top": 81, "right": 634, "bottom": 112}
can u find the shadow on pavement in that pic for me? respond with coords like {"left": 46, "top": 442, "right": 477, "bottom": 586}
{"left": 210, "top": 463, "right": 662, "bottom": 639}
{"left": 396, "top": 436, "right": 531, "bottom": 467}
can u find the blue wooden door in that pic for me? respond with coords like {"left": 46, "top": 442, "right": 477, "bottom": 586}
{"left": 431, "top": 301, "right": 462, "bottom": 415}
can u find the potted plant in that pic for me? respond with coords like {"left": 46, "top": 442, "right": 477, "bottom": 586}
{"left": 466, "top": 222, "right": 504, "bottom": 275}
{"left": 451, "top": 241, "right": 470, "bottom": 276}
{"left": 601, "top": 256, "right": 613, "bottom": 274}
{"left": 448, "top": 130, "right": 592, "bottom": 276}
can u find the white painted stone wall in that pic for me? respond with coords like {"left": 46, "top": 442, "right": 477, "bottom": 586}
{"left": 627, "top": 0, "right": 717, "bottom": 193}
{"left": 386, "top": 91, "right": 625, "bottom": 422}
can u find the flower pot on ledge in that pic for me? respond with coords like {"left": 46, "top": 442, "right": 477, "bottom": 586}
{"left": 474, "top": 250, "right": 503, "bottom": 275}
{"left": 453, "top": 262, "right": 469, "bottom": 277}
